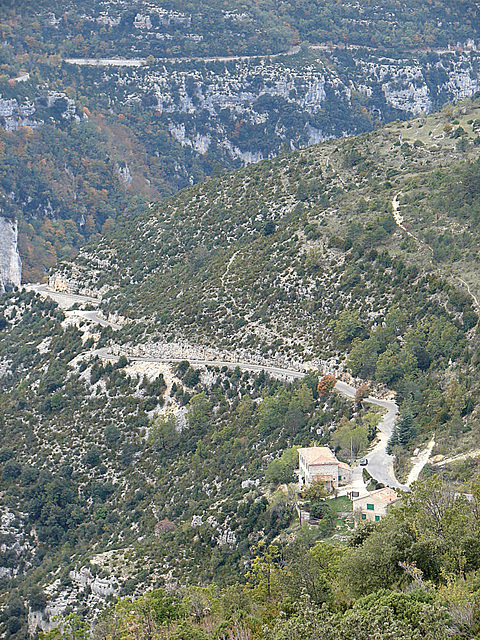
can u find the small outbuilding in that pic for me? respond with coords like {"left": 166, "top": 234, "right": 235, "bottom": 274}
{"left": 352, "top": 487, "right": 400, "bottom": 523}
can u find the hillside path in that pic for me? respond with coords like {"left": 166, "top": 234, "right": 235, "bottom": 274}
{"left": 392, "top": 192, "right": 433, "bottom": 258}
{"left": 406, "top": 436, "right": 436, "bottom": 485}
{"left": 63, "top": 46, "right": 301, "bottom": 68}
{"left": 433, "top": 448, "right": 480, "bottom": 467}
{"left": 392, "top": 194, "right": 480, "bottom": 314}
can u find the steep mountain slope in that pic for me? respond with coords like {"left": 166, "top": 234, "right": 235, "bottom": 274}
{"left": 0, "top": 218, "right": 21, "bottom": 292}
{"left": 2, "top": 96, "right": 480, "bottom": 639}
{"left": 57, "top": 97, "right": 480, "bottom": 467}
{"left": 0, "top": 288, "right": 367, "bottom": 637}
{"left": 8, "top": 0, "right": 480, "bottom": 58}
{"left": 1, "top": 0, "right": 480, "bottom": 278}
{"left": 62, "top": 97, "right": 480, "bottom": 348}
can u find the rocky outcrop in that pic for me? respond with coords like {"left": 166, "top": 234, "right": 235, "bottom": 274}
{"left": 28, "top": 567, "right": 120, "bottom": 635}
{"left": 0, "top": 91, "right": 79, "bottom": 132}
{"left": 0, "top": 218, "right": 22, "bottom": 292}
{"left": 96, "top": 48, "right": 480, "bottom": 166}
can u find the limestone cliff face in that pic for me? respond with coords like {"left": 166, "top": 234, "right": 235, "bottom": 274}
{"left": 97, "top": 48, "right": 480, "bottom": 166}
{"left": 0, "top": 217, "right": 22, "bottom": 292}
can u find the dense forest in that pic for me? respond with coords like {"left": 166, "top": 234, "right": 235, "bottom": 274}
{"left": 0, "top": 288, "right": 381, "bottom": 637}
{"left": 1, "top": 4, "right": 480, "bottom": 636}
{"left": 0, "top": 98, "right": 475, "bottom": 637}
{"left": 37, "top": 476, "right": 480, "bottom": 640}
{"left": 56, "top": 98, "right": 480, "bottom": 479}
{"left": 0, "top": 109, "right": 207, "bottom": 281}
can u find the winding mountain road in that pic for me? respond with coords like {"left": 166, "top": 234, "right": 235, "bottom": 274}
{"left": 29, "top": 284, "right": 430, "bottom": 490}
{"left": 26, "top": 285, "right": 123, "bottom": 330}
{"left": 63, "top": 46, "right": 302, "bottom": 68}
{"left": 334, "top": 385, "right": 405, "bottom": 489}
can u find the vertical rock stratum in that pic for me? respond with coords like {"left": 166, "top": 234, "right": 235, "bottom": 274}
{"left": 0, "top": 218, "right": 22, "bottom": 292}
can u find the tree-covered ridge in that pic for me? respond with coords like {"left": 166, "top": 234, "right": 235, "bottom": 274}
{"left": 5, "top": 58, "right": 480, "bottom": 282}
{"left": 64, "top": 98, "right": 480, "bottom": 352}
{"left": 2, "top": 111, "right": 480, "bottom": 640}
{"left": 1, "top": 122, "right": 143, "bottom": 281}
{"left": 2, "top": 290, "right": 480, "bottom": 639}
{"left": 4, "top": 0, "right": 479, "bottom": 59}
{"left": 0, "top": 112, "right": 211, "bottom": 282}
{"left": 56, "top": 97, "right": 480, "bottom": 477}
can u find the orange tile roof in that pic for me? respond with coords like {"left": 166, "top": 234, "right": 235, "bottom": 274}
{"left": 298, "top": 447, "right": 351, "bottom": 471}
{"left": 354, "top": 487, "right": 399, "bottom": 506}
{"left": 371, "top": 487, "right": 399, "bottom": 504}
{"left": 298, "top": 447, "right": 337, "bottom": 465}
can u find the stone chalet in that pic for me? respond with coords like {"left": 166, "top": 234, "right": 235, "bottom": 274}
{"left": 353, "top": 487, "right": 400, "bottom": 523}
{"left": 298, "top": 447, "right": 352, "bottom": 492}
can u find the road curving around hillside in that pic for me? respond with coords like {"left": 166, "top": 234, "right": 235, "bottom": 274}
{"left": 334, "top": 382, "right": 406, "bottom": 490}
{"left": 31, "top": 284, "right": 431, "bottom": 490}
{"left": 96, "top": 348, "right": 409, "bottom": 489}
{"left": 25, "top": 285, "right": 123, "bottom": 330}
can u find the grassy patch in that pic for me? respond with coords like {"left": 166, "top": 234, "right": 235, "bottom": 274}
{"left": 328, "top": 496, "right": 353, "bottom": 513}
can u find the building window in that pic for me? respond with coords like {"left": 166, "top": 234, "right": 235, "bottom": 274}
{"left": 361, "top": 513, "right": 366, "bottom": 520}
{"left": 375, "top": 515, "right": 380, "bottom": 522}
{"left": 366, "top": 503, "right": 374, "bottom": 510}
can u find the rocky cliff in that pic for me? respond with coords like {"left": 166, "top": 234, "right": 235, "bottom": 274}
{"left": 0, "top": 218, "right": 22, "bottom": 292}
{"left": 68, "top": 47, "right": 480, "bottom": 166}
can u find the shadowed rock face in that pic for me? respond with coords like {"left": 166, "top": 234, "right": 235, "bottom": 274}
{"left": 0, "top": 218, "right": 22, "bottom": 292}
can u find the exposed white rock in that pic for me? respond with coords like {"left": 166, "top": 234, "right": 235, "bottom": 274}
{"left": 28, "top": 566, "right": 119, "bottom": 636}
{"left": 438, "top": 59, "right": 479, "bottom": 99}
{"left": 91, "top": 48, "right": 480, "bottom": 172}
{"left": 223, "top": 140, "right": 263, "bottom": 165}
{"left": 191, "top": 515, "right": 203, "bottom": 527}
{"left": 168, "top": 123, "right": 212, "bottom": 154}
{"left": 217, "top": 528, "right": 237, "bottom": 546}
{"left": 305, "top": 123, "right": 327, "bottom": 145}
{"left": 0, "top": 508, "right": 32, "bottom": 583}
{"left": 0, "top": 217, "right": 22, "bottom": 293}
{"left": 241, "top": 478, "right": 261, "bottom": 489}
{"left": 301, "top": 76, "right": 327, "bottom": 109}
{"left": 0, "top": 98, "right": 17, "bottom": 117}
{"left": 96, "top": 13, "right": 121, "bottom": 27}
{"left": 115, "top": 162, "right": 133, "bottom": 185}
{"left": 0, "top": 90, "right": 77, "bottom": 131}
{"left": 70, "top": 567, "right": 119, "bottom": 597}
{"left": 383, "top": 81, "right": 432, "bottom": 115}
{"left": 134, "top": 13, "right": 152, "bottom": 30}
